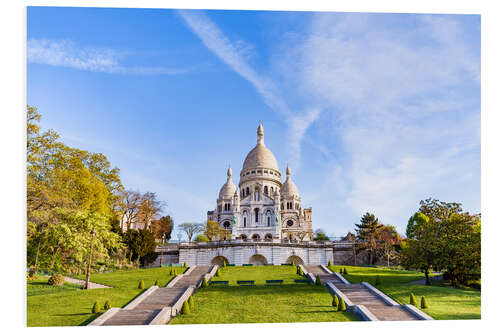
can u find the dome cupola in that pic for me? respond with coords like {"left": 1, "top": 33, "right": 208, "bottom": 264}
{"left": 219, "top": 166, "right": 237, "bottom": 199}
{"left": 281, "top": 164, "right": 300, "bottom": 198}
{"left": 241, "top": 122, "right": 280, "bottom": 174}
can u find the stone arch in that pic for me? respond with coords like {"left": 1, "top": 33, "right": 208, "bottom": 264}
{"left": 240, "top": 234, "right": 248, "bottom": 241}
{"left": 251, "top": 234, "right": 261, "bottom": 241}
{"left": 285, "top": 255, "right": 304, "bottom": 265}
{"left": 211, "top": 255, "right": 229, "bottom": 266}
{"left": 249, "top": 254, "right": 268, "bottom": 265}
{"left": 264, "top": 233, "right": 273, "bottom": 240}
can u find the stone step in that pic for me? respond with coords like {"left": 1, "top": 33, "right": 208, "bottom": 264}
{"left": 366, "top": 306, "right": 417, "bottom": 321}
{"left": 134, "top": 288, "right": 187, "bottom": 311}
{"left": 101, "top": 309, "right": 160, "bottom": 326}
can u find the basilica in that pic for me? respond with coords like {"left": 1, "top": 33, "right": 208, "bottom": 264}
{"left": 207, "top": 123, "right": 314, "bottom": 241}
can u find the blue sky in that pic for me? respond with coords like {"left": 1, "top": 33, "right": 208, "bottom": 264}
{"left": 27, "top": 7, "right": 480, "bottom": 239}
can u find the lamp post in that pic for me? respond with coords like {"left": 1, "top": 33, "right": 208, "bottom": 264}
{"left": 84, "top": 227, "right": 96, "bottom": 290}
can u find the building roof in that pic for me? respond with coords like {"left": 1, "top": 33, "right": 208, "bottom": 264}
{"left": 241, "top": 123, "right": 279, "bottom": 173}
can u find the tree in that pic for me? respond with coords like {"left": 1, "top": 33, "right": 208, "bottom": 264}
{"left": 378, "top": 225, "right": 402, "bottom": 267}
{"left": 123, "top": 229, "right": 158, "bottom": 266}
{"left": 179, "top": 223, "right": 205, "bottom": 242}
{"left": 401, "top": 198, "right": 481, "bottom": 286}
{"left": 151, "top": 215, "right": 174, "bottom": 243}
{"left": 205, "top": 220, "right": 222, "bottom": 241}
{"left": 136, "top": 192, "right": 164, "bottom": 230}
{"left": 313, "top": 229, "right": 329, "bottom": 241}
{"left": 355, "top": 212, "right": 383, "bottom": 265}
{"left": 194, "top": 234, "right": 209, "bottom": 242}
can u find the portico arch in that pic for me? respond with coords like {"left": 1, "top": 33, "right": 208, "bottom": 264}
{"left": 211, "top": 256, "right": 229, "bottom": 266}
{"left": 249, "top": 254, "right": 268, "bottom": 265}
{"left": 285, "top": 255, "right": 304, "bottom": 265}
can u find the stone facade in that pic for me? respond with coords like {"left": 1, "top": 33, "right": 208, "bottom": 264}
{"left": 178, "top": 240, "right": 355, "bottom": 266}
{"left": 207, "top": 123, "right": 314, "bottom": 241}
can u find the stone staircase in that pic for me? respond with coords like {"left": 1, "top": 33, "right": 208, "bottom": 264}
{"left": 90, "top": 266, "right": 214, "bottom": 326}
{"left": 305, "top": 265, "right": 430, "bottom": 321}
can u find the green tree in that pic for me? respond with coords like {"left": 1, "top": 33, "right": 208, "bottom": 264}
{"left": 355, "top": 212, "right": 383, "bottom": 265}
{"left": 123, "top": 229, "right": 158, "bottom": 266}
{"left": 194, "top": 234, "right": 209, "bottom": 242}
{"left": 313, "top": 229, "right": 329, "bottom": 241}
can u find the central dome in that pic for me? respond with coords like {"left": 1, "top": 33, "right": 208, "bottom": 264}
{"left": 241, "top": 123, "right": 279, "bottom": 173}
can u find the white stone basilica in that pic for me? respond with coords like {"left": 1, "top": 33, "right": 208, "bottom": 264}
{"left": 207, "top": 123, "right": 313, "bottom": 241}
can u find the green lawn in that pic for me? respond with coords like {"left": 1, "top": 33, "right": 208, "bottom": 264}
{"left": 170, "top": 266, "right": 358, "bottom": 325}
{"left": 334, "top": 265, "right": 481, "bottom": 320}
{"left": 27, "top": 267, "right": 184, "bottom": 327}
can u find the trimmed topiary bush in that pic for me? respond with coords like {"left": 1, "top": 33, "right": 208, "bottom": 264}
{"left": 92, "top": 301, "right": 100, "bottom": 313}
{"left": 104, "top": 300, "right": 111, "bottom": 310}
{"left": 188, "top": 296, "right": 194, "bottom": 310}
{"left": 410, "top": 293, "right": 417, "bottom": 306}
{"left": 138, "top": 280, "right": 145, "bottom": 289}
{"left": 421, "top": 296, "right": 429, "bottom": 309}
{"left": 332, "top": 294, "right": 339, "bottom": 309}
{"left": 339, "top": 297, "right": 347, "bottom": 312}
{"left": 169, "top": 267, "right": 173, "bottom": 276}
{"left": 375, "top": 275, "right": 381, "bottom": 286}
{"left": 183, "top": 262, "right": 187, "bottom": 268}
{"left": 181, "top": 301, "right": 191, "bottom": 315}
{"left": 344, "top": 268, "right": 348, "bottom": 275}
{"left": 201, "top": 277, "right": 208, "bottom": 288}
{"left": 215, "top": 268, "right": 221, "bottom": 277}
{"left": 47, "top": 274, "right": 65, "bottom": 286}
{"left": 223, "top": 260, "right": 227, "bottom": 267}
{"left": 154, "top": 279, "right": 159, "bottom": 286}
{"left": 315, "top": 275, "right": 322, "bottom": 286}
{"left": 291, "top": 260, "right": 296, "bottom": 267}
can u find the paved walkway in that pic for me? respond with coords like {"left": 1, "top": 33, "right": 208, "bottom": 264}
{"left": 64, "top": 276, "right": 111, "bottom": 289}
{"left": 305, "top": 265, "right": 424, "bottom": 321}
{"left": 92, "top": 266, "right": 213, "bottom": 326}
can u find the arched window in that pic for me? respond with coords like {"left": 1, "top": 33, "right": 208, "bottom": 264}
{"left": 264, "top": 186, "right": 268, "bottom": 196}
{"left": 266, "top": 211, "right": 272, "bottom": 227}
{"left": 270, "top": 187, "right": 274, "bottom": 195}
{"left": 223, "top": 221, "right": 231, "bottom": 229}
{"left": 228, "top": 203, "right": 231, "bottom": 211}
{"left": 254, "top": 187, "right": 260, "bottom": 201}
{"left": 246, "top": 187, "right": 250, "bottom": 196}
{"left": 281, "top": 203, "right": 284, "bottom": 210}
{"left": 254, "top": 208, "right": 259, "bottom": 223}
{"left": 243, "top": 216, "right": 247, "bottom": 227}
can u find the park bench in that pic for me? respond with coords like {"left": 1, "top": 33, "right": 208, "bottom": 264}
{"left": 237, "top": 280, "right": 255, "bottom": 286}
{"left": 227, "top": 264, "right": 236, "bottom": 266}
{"left": 210, "top": 280, "right": 229, "bottom": 286}
{"left": 294, "top": 279, "right": 311, "bottom": 283}
{"left": 280, "top": 263, "right": 292, "bottom": 266}
{"left": 266, "top": 280, "right": 283, "bottom": 285}
{"left": 243, "top": 264, "right": 253, "bottom": 266}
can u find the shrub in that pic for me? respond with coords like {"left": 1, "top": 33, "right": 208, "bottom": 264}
{"left": 47, "top": 274, "right": 65, "bottom": 286}
{"left": 298, "top": 266, "right": 303, "bottom": 276}
{"left": 215, "top": 269, "right": 221, "bottom": 277}
{"left": 169, "top": 267, "right": 173, "bottom": 276}
{"left": 375, "top": 275, "right": 381, "bottom": 286}
{"left": 223, "top": 260, "right": 227, "bottom": 267}
{"left": 183, "top": 262, "right": 187, "bottom": 268}
{"left": 188, "top": 296, "right": 194, "bottom": 310}
{"left": 332, "top": 294, "right": 339, "bottom": 309}
{"left": 315, "top": 275, "right": 322, "bottom": 286}
{"left": 138, "top": 280, "right": 145, "bottom": 289}
{"left": 328, "top": 260, "right": 332, "bottom": 266}
{"left": 410, "top": 293, "right": 417, "bottom": 306}
{"left": 291, "top": 260, "right": 296, "bottom": 267}
{"left": 296, "top": 266, "right": 300, "bottom": 275}
{"left": 344, "top": 268, "right": 348, "bottom": 275}
{"left": 92, "top": 301, "right": 100, "bottom": 314}
{"left": 104, "top": 300, "right": 111, "bottom": 310}
{"left": 201, "top": 277, "right": 208, "bottom": 288}
{"left": 154, "top": 279, "right": 159, "bottom": 286}
{"left": 181, "top": 301, "right": 191, "bottom": 315}
{"left": 339, "top": 298, "right": 347, "bottom": 312}
{"left": 421, "top": 296, "right": 429, "bottom": 309}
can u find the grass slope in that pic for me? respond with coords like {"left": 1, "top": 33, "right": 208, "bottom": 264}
{"left": 334, "top": 265, "right": 481, "bottom": 320}
{"left": 170, "top": 266, "right": 358, "bottom": 324}
{"left": 27, "top": 267, "right": 183, "bottom": 327}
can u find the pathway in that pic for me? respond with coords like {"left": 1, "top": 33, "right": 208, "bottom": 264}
{"left": 304, "top": 265, "right": 430, "bottom": 321}
{"left": 89, "top": 266, "right": 215, "bottom": 326}
{"left": 63, "top": 276, "right": 111, "bottom": 289}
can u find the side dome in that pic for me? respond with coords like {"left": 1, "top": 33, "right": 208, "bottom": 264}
{"left": 281, "top": 165, "right": 300, "bottom": 198}
{"left": 219, "top": 167, "right": 237, "bottom": 198}
{"left": 241, "top": 122, "right": 279, "bottom": 172}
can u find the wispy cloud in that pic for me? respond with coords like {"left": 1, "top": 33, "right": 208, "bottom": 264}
{"left": 178, "top": 10, "right": 319, "bottom": 168}
{"left": 293, "top": 13, "right": 480, "bottom": 232}
{"left": 27, "top": 38, "right": 191, "bottom": 75}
